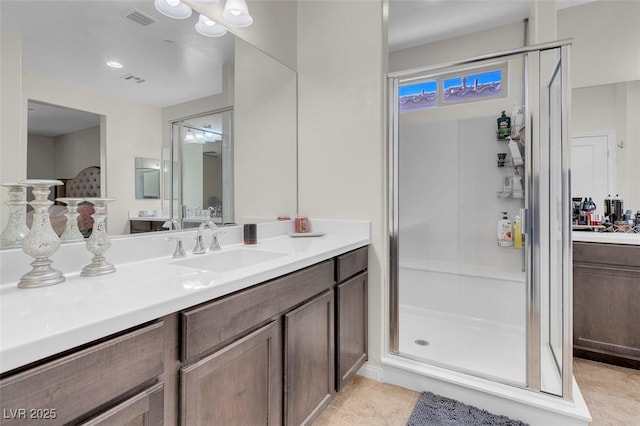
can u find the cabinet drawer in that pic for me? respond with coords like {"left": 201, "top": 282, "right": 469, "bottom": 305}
{"left": 81, "top": 383, "right": 164, "bottom": 426}
{"left": 336, "top": 246, "right": 368, "bottom": 282}
{"left": 574, "top": 242, "right": 640, "bottom": 268}
{"left": 182, "top": 260, "right": 334, "bottom": 362}
{"left": 0, "top": 322, "right": 164, "bottom": 426}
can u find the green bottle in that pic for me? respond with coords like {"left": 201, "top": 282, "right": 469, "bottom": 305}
{"left": 497, "top": 111, "right": 511, "bottom": 140}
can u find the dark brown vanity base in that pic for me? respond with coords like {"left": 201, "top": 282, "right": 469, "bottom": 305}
{"left": 573, "top": 242, "right": 640, "bottom": 369}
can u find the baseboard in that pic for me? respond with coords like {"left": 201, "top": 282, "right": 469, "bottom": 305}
{"left": 357, "top": 362, "right": 383, "bottom": 381}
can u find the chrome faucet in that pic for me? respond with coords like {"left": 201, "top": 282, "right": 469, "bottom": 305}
{"left": 162, "top": 218, "right": 182, "bottom": 230}
{"left": 193, "top": 220, "right": 221, "bottom": 254}
{"left": 165, "top": 237, "right": 186, "bottom": 258}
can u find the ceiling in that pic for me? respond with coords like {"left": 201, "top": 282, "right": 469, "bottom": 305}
{"left": 1, "top": 0, "right": 234, "bottom": 108}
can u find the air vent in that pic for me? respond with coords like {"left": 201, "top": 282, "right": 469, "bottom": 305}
{"left": 120, "top": 73, "right": 147, "bottom": 84}
{"left": 122, "top": 8, "right": 157, "bottom": 26}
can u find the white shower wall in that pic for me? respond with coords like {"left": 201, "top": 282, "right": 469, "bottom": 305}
{"left": 399, "top": 115, "right": 524, "bottom": 272}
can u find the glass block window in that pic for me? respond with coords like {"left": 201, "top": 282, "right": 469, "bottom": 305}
{"left": 398, "top": 64, "right": 506, "bottom": 112}
{"left": 399, "top": 81, "right": 437, "bottom": 112}
{"left": 442, "top": 69, "right": 503, "bottom": 104}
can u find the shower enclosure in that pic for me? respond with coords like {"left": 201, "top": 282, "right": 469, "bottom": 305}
{"left": 389, "top": 41, "right": 572, "bottom": 399}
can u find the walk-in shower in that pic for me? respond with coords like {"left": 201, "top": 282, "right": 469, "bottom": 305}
{"left": 389, "top": 40, "right": 574, "bottom": 406}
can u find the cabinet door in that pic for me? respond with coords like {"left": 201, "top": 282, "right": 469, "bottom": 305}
{"left": 336, "top": 272, "right": 368, "bottom": 391}
{"left": 574, "top": 264, "right": 640, "bottom": 367}
{"left": 284, "top": 290, "right": 335, "bottom": 426}
{"left": 80, "top": 383, "right": 164, "bottom": 426}
{"left": 180, "top": 320, "right": 282, "bottom": 426}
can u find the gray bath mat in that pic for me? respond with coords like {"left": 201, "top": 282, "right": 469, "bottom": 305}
{"left": 407, "top": 391, "right": 529, "bottom": 426}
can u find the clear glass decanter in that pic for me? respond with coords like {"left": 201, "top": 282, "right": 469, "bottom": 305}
{"left": 81, "top": 198, "right": 116, "bottom": 276}
{"left": 18, "top": 180, "right": 65, "bottom": 289}
{"left": 56, "top": 197, "right": 85, "bottom": 242}
{"left": 0, "top": 182, "right": 30, "bottom": 248}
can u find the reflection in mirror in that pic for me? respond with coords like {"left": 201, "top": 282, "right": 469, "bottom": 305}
{"left": 1, "top": 0, "right": 298, "bottom": 241}
{"left": 27, "top": 101, "right": 101, "bottom": 202}
{"left": 174, "top": 109, "right": 233, "bottom": 226}
{"left": 134, "top": 157, "right": 161, "bottom": 200}
{"left": 571, "top": 80, "right": 640, "bottom": 214}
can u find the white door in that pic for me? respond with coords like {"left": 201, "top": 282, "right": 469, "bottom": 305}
{"left": 571, "top": 132, "right": 615, "bottom": 212}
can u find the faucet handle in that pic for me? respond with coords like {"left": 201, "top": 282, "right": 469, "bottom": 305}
{"left": 165, "top": 237, "right": 186, "bottom": 258}
{"left": 193, "top": 235, "right": 206, "bottom": 254}
{"left": 209, "top": 232, "right": 221, "bottom": 251}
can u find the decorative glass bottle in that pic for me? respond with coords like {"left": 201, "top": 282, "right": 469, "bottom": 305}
{"left": 81, "top": 198, "right": 116, "bottom": 276}
{"left": 18, "top": 180, "right": 65, "bottom": 289}
{"left": 0, "top": 182, "right": 30, "bottom": 248}
{"left": 56, "top": 197, "right": 85, "bottom": 242}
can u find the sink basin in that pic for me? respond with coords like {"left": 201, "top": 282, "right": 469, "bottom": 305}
{"left": 173, "top": 248, "right": 288, "bottom": 272}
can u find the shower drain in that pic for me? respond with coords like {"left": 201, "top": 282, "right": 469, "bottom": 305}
{"left": 414, "top": 339, "right": 430, "bottom": 346}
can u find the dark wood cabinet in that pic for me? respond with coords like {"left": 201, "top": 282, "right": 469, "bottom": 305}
{"left": 81, "top": 383, "right": 164, "bottom": 426}
{"left": 573, "top": 242, "right": 640, "bottom": 369}
{"left": 129, "top": 220, "right": 166, "bottom": 234}
{"left": 284, "top": 290, "right": 335, "bottom": 426}
{"left": 0, "top": 322, "right": 164, "bottom": 426}
{"left": 180, "top": 321, "right": 282, "bottom": 426}
{"left": 336, "top": 272, "right": 368, "bottom": 390}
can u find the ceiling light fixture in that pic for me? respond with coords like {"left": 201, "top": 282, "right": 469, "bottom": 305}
{"left": 154, "top": 0, "right": 192, "bottom": 19}
{"left": 195, "top": 14, "right": 228, "bottom": 37}
{"left": 184, "top": 129, "right": 195, "bottom": 142}
{"left": 106, "top": 61, "right": 123, "bottom": 69}
{"left": 222, "top": 0, "right": 253, "bottom": 27}
{"left": 154, "top": 0, "right": 252, "bottom": 34}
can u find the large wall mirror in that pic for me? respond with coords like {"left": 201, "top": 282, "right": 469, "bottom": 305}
{"left": 0, "top": 0, "right": 298, "bottom": 241}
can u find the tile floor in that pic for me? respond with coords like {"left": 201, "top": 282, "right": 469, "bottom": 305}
{"left": 314, "top": 358, "right": 640, "bottom": 425}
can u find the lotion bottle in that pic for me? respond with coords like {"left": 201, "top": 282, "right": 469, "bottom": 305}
{"left": 497, "top": 212, "right": 513, "bottom": 247}
{"left": 513, "top": 215, "right": 523, "bottom": 249}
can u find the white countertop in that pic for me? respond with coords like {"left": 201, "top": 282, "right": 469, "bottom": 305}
{"left": 0, "top": 219, "right": 369, "bottom": 373}
{"left": 572, "top": 231, "right": 640, "bottom": 245}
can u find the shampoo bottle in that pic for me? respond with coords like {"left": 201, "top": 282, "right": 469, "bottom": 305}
{"left": 497, "top": 111, "right": 511, "bottom": 140}
{"left": 497, "top": 212, "right": 513, "bottom": 247}
{"left": 513, "top": 215, "right": 523, "bottom": 249}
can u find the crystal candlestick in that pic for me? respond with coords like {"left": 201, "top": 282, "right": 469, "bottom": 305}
{"left": 0, "top": 183, "right": 30, "bottom": 248}
{"left": 18, "top": 179, "right": 65, "bottom": 289}
{"left": 81, "top": 198, "right": 116, "bottom": 276}
{"left": 56, "top": 198, "right": 85, "bottom": 242}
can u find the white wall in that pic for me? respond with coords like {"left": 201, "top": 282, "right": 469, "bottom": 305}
{"left": 184, "top": 0, "right": 297, "bottom": 71}
{"left": 558, "top": 0, "right": 640, "bottom": 89}
{"left": 234, "top": 38, "right": 297, "bottom": 221}
{"left": 390, "top": 21, "right": 526, "bottom": 73}
{"left": 297, "top": 0, "right": 387, "bottom": 366}
{"left": 26, "top": 134, "right": 55, "bottom": 179}
{"left": 0, "top": 31, "right": 25, "bottom": 226}
{"left": 53, "top": 126, "right": 100, "bottom": 179}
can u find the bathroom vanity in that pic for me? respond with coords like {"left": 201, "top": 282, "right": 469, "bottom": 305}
{"left": 0, "top": 221, "right": 369, "bottom": 425}
{"left": 573, "top": 233, "right": 640, "bottom": 369}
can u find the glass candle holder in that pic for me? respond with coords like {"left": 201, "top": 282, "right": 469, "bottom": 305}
{"left": 56, "top": 198, "right": 86, "bottom": 242}
{"left": 18, "top": 179, "right": 65, "bottom": 289}
{"left": 0, "top": 182, "right": 30, "bottom": 248}
{"left": 81, "top": 198, "right": 116, "bottom": 276}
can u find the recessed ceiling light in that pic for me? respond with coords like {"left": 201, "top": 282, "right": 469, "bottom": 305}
{"left": 106, "top": 61, "right": 123, "bottom": 69}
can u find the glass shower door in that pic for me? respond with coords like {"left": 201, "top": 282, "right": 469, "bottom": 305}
{"left": 389, "top": 41, "right": 573, "bottom": 398}
{"left": 392, "top": 56, "right": 529, "bottom": 386}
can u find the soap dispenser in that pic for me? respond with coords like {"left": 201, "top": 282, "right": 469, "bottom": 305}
{"left": 497, "top": 212, "right": 513, "bottom": 247}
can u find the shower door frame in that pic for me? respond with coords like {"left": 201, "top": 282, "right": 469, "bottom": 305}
{"left": 388, "top": 40, "right": 573, "bottom": 399}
